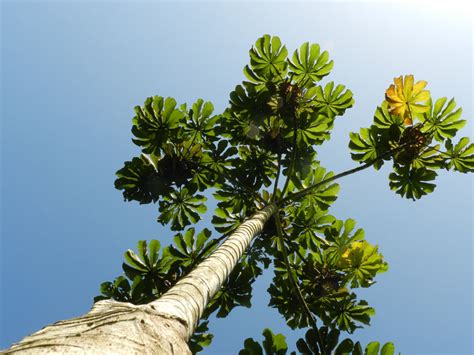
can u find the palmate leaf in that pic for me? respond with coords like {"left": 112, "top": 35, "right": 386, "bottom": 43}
{"left": 389, "top": 165, "right": 437, "bottom": 200}
{"left": 228, "top": 81, "right": 273, "bottom": 121}
{"left": 305, "top": 82, "right": 354, "bottom": 118}
{"left": 283, "top": 111, "right": 334, "bottom": 147}
{"left": 385, "top": 75, "right": 430, "bottom": 125}
{"left": 94, "top": 276, "right": 132, "bottom": 303}
{"left": 158, "top": 188, "right": 207, "bottom": 230}
{"left": 212, "top": 204, "right": 248, "bottom": 234}
{"left": 335, "top": 340, "right": 395, "bottom": 355}
{"left": 323, "top": 219, "right": 365, "bottom": 265}
{"left": 183, "top": 99, "right": 219, "bottom": 144}
{"left": 189, "top": 320, "right": 214, "bottom": 354}
{"left": 268, "top": 275, "right": 307, "bottom": 329}
{"left": 234, "top": 146, "right": 277, "bottom": 189}
{"left": 131, "top": 96, "right": 185, "bottom": 155}
{"left": 95, "top": 239, "right": 174, "bottom": 305}
{"left": 94, "top": 237, "right": 215, "bottom": 352}
{"left": 239, "top": 328, "right": 290, "bottom": 355}
{"left": 444, "top": 137, "right": 474, "bottom": 173}
{"left": 296, "top": 327, "right": 340, "bottom": 355}
{"left": 167, "top": 228, "right": 218, "bottom": 269}
{"left": 348, "top": 126, "right": 390, "bottom": 170}
{"left": 421, "top": 97, "right": 466, "bottom": 142}
{"left": 293, "top": 165, "right": 340, "bottom": 211}
{"left": 288, "top": 42, "right": 334, "bottom": 88}
{"left": 411, "top": 145, "right": 444, "bottom": 170}
{"left": 115, "top": 155, "right": 171, "bottom": 204}
{"left": 319, "top": 293, "right": 375, "bottom": 333}
{"left": 338, "top": 240, "right": 388, "bottom": 288}
{"left": 373, "top": 101, "right": 404, "bottom": 131}
{"left": 245, "top": 34, "right": 288, "bottom": 83}
{"left": 206, "top": 262, "right": 260, "bottom": 319}
{"left": 291, "top": 207, "right": 335, "bottom": 250}
{"left": 299, "top": 250, "right": 348, "bottom": 300}
{"left": 296, "top": 327, "right": 396, "bottom": 355}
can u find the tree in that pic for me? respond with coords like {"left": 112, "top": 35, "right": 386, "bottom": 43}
{"left": 4, "top": 35, "right": 472, "bottom": 354}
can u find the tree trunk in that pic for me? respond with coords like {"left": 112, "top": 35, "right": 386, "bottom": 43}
{"left": 4, "top": 204, "right": 276, "bottom": 354}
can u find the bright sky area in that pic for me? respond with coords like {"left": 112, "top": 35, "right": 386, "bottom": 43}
{"left": 1, "top": 1, "right": 472, "bottom": 354}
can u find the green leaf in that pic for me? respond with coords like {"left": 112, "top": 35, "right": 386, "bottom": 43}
{"left": 168, "top": 228, "right": 217, "bottom": 269}
{"left": 339, "top": 240, "right": 388, "bottom": 288}
{"left": 389, "top": 165, "right": 437, "bottom": 200}
{"left": 421, "top": 97, "right": 466, "bottom": 142}
{"left": 212, "top": 205, "right": 249, "bottom": 234}
{"left": 132, "top": 96, "right": 185, "bottom": 155}
{"left": 262, "top": 328, "right": 289, "bottom": 355}
{"left": 305, "top": 82, "right": 354, "bottom": 118}
{"left": 444, "top": 137, "right": 474, "bottom": 173}
{"left": 239, "top": 338, "right": 263, "bottom": 355}
{"left": 288, "top": 42, "right": 334, "bottom": 87}
{"left": 268, "top": 270, "right": 309, "bottom": 329}
{"left": 349, "top": 127, "right": 389, "bottom": 170}
{"left": 322, "top": 218, "right": 365, "bottom": 266}
{"left": 411, "top": 145, "right": 444, "bottom": 170}
{"left": 124, "top": 249, "right": 148, "bottom": 272}
{"left": 334, "top": 338, "right": 354, "bottom": 354}
{"left": 353, "top": 342, "right": 364, "bottom": 355}
{"left": 295, "top": 165, "right": 340, "bottom": 211}
{"left": 184, "top": 99, "right": 218, "bottom": 144}
{"left": 364, "top": 341, "right": 380, "bottom": 355}
{"left": 189, "top": 319, "right": 214, "bottom": 354}
{"left": 373, "top": 102, "right": 404, "bottom": 132}
{"left": 233, "top": 146, "right": 277, "bottom": 189}
{"left": 115, "top": 155, "right": 170, "bottom": 204}
{"left": 239, "top": 328, "right": 288, "bottom": 355}
{"left": 322, "top": 294, "right": 375, "bottom": 333}
{"left": 158, "top": 188, "right": 207, "bottom": 230}
{"left": 380, "top": 342, "right": 395, "bottom": 355}
{"left": 283, "top": 111, "right": 334, "bottom": 147}
{"left": 207, "top": 262, "right": 260, "bottom": 318}
{"left": 292, "top": 208, "right": 335, "bottom": 250}
{"left": 148, "top": 240, "right": 160, "bottom": 267}
{"left": 246, "top": 34, "right": 288, "bottom": 83}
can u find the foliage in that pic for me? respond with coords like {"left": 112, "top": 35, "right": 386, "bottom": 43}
{"left": 238, "top": 328, "right": 396, "bottom": 355}
{"left": 105, "top": 34, "right": 471, "bottom": 353}
{"left": 349, "top": 75, "right": 471, "bottom": 200}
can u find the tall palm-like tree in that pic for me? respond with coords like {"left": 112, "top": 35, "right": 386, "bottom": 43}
{"left": 5, "top": 36, "right": 472, "bottom": 354}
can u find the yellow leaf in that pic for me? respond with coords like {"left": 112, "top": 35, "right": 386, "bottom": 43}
{"left": 385, "top": 75, "right": 431, "bottom": 125}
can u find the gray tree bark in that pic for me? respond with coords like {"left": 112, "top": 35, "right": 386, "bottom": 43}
{"left": 3, "top": 204, "right": 276, "bottom": 354}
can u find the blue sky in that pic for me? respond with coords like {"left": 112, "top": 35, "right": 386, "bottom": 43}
{"left": 1, "top": 1, "right": 472, "bottom": 354}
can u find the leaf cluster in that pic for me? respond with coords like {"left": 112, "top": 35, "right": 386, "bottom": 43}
{"left": 268, "top": 218, "right": 387, "bottom": 334}
{"left": 349, "top": 86, "right": 472, "bottom": 200}
{"left": 109, "top": 36, "right": 471, "bottom": 353}
{"left": 239, "top": 328, "right": 396, "bottom": 355}
{"left": 94, "top": 229, "right": 260, "bottom": 352}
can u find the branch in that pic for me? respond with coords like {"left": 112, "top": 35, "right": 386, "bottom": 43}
{"left": 281, "top": 147, "right": 403, "bottom": 204}
{"left": 271, "top": 152, "right": 282, "bottom": 202}
{"left": 280, "top": 112, "right": 299, "bottom": 197}
{"left": 274, "top": 213, "right": 326, "bottom": 354}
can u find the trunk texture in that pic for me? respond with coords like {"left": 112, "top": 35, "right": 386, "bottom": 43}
{"left": 4, "top": 204, "right": 276, "bottom": 354}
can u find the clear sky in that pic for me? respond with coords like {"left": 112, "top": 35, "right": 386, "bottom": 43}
{"left": 1, "top": 1, "right": 472, "bottom": 354}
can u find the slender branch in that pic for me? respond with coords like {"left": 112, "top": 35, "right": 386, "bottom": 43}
{"left": 274, "top": 213, "right": 326, "bottom": 354}
{"left": 271, "top": 152, "right": 282, "bottom": 202}
{"left": 280, "top": 112, "right": 299, "bottom": 197}
{"left": 281, "top": 147, "right": 403, "bottom": 204}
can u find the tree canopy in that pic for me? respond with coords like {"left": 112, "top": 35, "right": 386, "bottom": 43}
{"left": 95, "top": 35, "right": 472, "bottom": 354}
